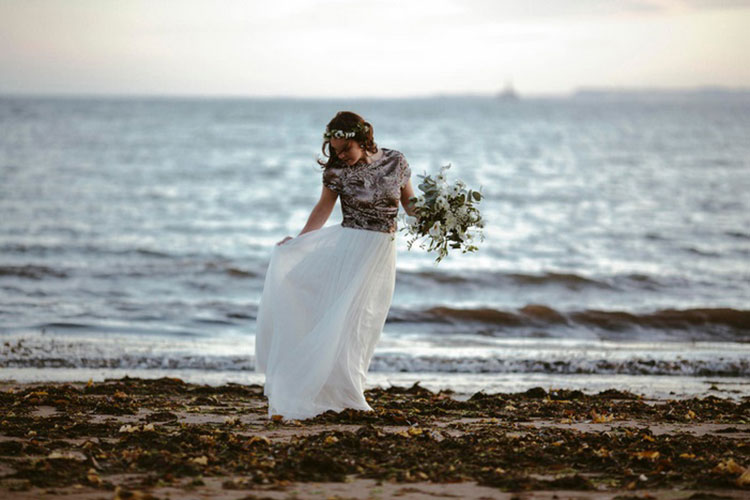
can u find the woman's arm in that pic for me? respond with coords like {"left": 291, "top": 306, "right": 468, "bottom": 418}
{"left": 400, "top": 179, "right": 417, "bottom": 217}
{"left": 298, "top": 185, "right": 338, "bottom": 235}
{"left": 277, "top": 186, "right": 338, "bottom": 246}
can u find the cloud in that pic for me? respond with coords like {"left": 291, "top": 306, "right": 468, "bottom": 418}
{"left": 452, "top": 0, "right": 666, "bottom": 19}
{"left": 449, "top": 0, "right": 750, "bottom": 20}
{"left": 682, "top": 0, "right": 750, "bottom": 9}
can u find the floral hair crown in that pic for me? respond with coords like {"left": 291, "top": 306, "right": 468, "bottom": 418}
{"left": 323, "top": 122, "right": 369, "bottom": 140}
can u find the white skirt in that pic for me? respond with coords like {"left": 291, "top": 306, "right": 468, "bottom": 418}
{"left": 254, "top": 223, "right": 397, "bottom": 420}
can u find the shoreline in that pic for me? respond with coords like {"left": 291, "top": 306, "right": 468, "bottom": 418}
{"left": 1, "top": 367, "right": 747, "bottom": 402}
{"left": 0, "top": 376, "right": 748, "bottom": 498}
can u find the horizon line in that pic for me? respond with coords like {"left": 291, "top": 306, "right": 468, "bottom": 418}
{"left": 1, "top": 85, "right": 749, "bottom": 101}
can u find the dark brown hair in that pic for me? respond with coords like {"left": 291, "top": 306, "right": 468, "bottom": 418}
{"left": 318, "top": 111, "right": 377, "bottom": 169}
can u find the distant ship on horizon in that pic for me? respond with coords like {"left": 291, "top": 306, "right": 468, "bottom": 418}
{"left": 497, "top": 79, "right": 520, "bottom": 100}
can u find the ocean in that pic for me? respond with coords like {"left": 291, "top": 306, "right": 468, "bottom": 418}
{"left": 1, "top": 95, "right": 748, "bottom": 399}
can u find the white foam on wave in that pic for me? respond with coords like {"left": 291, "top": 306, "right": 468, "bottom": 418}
{"left": 1, "top": 330, "right": 747, "bottom": 377}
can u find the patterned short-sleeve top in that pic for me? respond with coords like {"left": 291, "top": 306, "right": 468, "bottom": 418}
{"left": 322, "top": 147, "right": 411, "bottom": 234}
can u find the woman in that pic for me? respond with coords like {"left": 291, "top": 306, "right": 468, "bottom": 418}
{"left": 254, "top": 111, "right": 416, "bottom": 420}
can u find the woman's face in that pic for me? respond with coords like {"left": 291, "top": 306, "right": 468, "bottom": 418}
{"left": 329, "top": 137, "right": 364, "bottom": 166}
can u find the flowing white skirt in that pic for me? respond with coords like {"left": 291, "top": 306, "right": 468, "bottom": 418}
{"left": 254, "top": 223, "right": 396, "bottom": 420}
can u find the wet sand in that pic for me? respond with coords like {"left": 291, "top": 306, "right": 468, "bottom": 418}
{"left": 0, "top": 376, "right": 748, "bottom": 499}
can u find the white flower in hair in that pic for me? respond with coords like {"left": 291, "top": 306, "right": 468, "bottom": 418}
{"left": 322, "top": 122, "right": 369, "bottom": 140}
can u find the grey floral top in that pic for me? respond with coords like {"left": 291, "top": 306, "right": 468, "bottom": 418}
{"left": 322, "top": 147, "right": 411, "bottom": 234}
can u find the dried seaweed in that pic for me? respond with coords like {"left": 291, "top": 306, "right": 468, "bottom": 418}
{"left": 0, "top": 376, "right": 747, "bottom": 496}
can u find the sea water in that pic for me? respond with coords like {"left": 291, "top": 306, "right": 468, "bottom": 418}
{"left": 1, "top": 95, "right": 748, "bottom": 398}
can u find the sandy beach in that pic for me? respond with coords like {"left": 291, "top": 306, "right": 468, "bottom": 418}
{"left": 0, "top": 376, "right": 747, "bottom": 499}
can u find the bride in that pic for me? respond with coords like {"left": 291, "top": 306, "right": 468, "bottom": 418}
{"left": 254, "top": 111, "right": 416, "bottom": 420}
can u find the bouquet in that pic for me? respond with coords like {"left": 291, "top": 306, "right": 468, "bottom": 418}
{"left": 398, "top": 163, "right": 485, "bottom": 264}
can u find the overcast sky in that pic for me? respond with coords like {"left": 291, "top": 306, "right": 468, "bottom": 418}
{"left": 1, "top": 0, "right": 748, "bottom": 97}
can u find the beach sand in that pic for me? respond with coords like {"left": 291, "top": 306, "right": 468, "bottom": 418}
{"left": 0, "top": 376, "right": 747, "bottom": 499}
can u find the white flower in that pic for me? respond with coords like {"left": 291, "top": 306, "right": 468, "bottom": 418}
{"left": 324, "top": 128, "right": 356, "bottom": 139}
{"left": 445, "top": 213, "right": 458, "bottom": 230}
{"left": 436, "top": 164, "right": 451, "bottom": 182}
{"left": 434, "top": 192, "right": 450, "bottom": 210}
{"left": 428, "top": 221, "right": 442, "bottom": 238}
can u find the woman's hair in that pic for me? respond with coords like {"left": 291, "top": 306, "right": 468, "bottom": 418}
{"left": 318, "top": 111, "right": 377, "bottom": 169}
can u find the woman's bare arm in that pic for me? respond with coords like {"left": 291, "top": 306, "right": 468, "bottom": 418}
{"left": 400, "top": 179, "right": 417, "bottom": 217}
{"left": 298, "top": 186, "right": 338, "bottom": 235}
{"left": 277, "top": 186, "right": 338, "bottom": 246}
